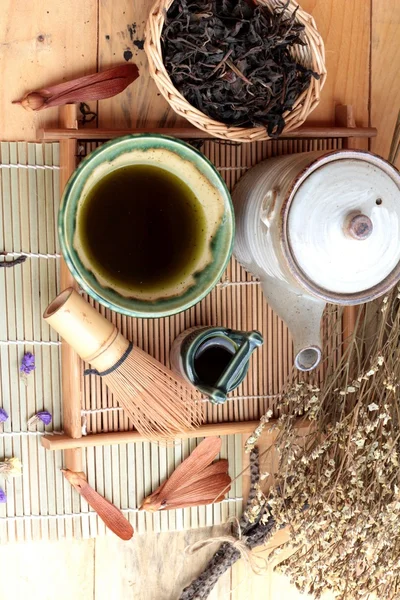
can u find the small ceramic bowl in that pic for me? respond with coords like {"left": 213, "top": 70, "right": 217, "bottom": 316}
{"left": 59, "top": 134, "right": 234, "bottom": 318}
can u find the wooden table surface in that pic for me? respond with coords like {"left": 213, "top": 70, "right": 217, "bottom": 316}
{"left": 0, "top": 1, "right": 399, "bottom": 599}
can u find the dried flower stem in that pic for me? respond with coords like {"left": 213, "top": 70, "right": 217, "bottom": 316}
{"left": 247, "top": 295, "right": 400, "bottom": 599}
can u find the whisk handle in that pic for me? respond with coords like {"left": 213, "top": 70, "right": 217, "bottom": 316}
{"left": 44, "top": 288, "right": 131, "bottom": 371}
{"left": 84, "top": 341, "right": 134, "bottom": 377}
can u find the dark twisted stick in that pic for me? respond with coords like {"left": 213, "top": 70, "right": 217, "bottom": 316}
{"left": 0, "top": 253, "right": 27, "bottom": 268}
{"left": 179, "top": 448, "right": 276, "bottom": 600}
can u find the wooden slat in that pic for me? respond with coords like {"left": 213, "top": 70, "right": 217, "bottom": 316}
{"left": 16, "top": 143, "right": 33, "bottom": 543}
{"left": 0, "top": 143, "right": 15, "bottom": 544}
{"left": 39, "top": 126, "right": 377, "bottom": 141}
{"left": 300, "top": 0, "right": 370, "bottom": 135}
{"left": 94, "top": 526, "right": 231, "bottom": 600}
{"left": 371, "top": 0, "right": 400, "bottom": 168}
{"left": 42, "top": 421, "right": 259, "bottom": 450}
{"left": 0, "top": 538, "right": 95, "bottom": 599}
{"left": 58, "top": 106, "right": 82, "bottom": 472}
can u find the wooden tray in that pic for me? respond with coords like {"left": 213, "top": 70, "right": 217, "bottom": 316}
{"left": 41, "top": 105, "right": 377, "bottom": 473}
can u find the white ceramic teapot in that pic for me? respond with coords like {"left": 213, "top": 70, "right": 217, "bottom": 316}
{"left": 233, "top": 150, "right": 400, "bottom": 371}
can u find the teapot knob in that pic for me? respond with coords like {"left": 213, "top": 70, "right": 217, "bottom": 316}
{"left": 344, "top": 213, "right": 373, "bottom": 240}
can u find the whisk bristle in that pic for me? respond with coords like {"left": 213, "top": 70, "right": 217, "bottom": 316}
{"left": 103, "top": 346, "right": 203, "bottom": 438}
{"left": 44, "top": 288, "right": 204, "bottom": 439}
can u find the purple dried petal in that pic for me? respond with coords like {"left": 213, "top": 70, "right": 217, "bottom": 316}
{"left": 36, "top": 411, "right": 52, "bottom": 426}
{"left": 0, "top": 489, "right": 6, "bottom": 503}
{"left": 0, "top": 408, "right": 8, "bottom": 423}
{"left": 28, "top": 410, "right": 52, "bottom": 429}
{"left": 20, "top": 352, "right": 36, "bottom": 375}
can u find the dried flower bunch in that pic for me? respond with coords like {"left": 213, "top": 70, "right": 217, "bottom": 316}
{"left": 246, "top": 293, "right": 400, "bottom": 599}
{"left": 0, "top": 457, "right": 22, "bottom": 479}
{"left": 0, "top": 457, "right": 22, "bottom": 504}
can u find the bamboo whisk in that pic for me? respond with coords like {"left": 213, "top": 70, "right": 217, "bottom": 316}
{"left": 44, "top": 289, "right": 203, "bottom": 438}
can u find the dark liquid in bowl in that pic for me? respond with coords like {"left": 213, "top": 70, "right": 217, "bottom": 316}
{"left": 194, "top": 346, "right": 233, "bottom": 386}
{"left": 78, "top": 165, "right": 207, "bottom": 294}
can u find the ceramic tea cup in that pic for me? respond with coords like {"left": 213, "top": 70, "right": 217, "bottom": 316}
{"left": 59, "top": 134, "right": 234, "bottom": 318}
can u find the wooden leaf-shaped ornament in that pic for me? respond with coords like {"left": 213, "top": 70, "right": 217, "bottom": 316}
{"left": 62, "top": 469, "right": 133, "bottom": 540}
{"left": 13, "top": 64, "right": 139, "bottom": 111}
{"left": 140, "top": 437, "right": 231, "bottom": 511}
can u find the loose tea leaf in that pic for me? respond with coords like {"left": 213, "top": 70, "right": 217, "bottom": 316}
{"left": 13, "top": 64, "right": 139, "bottom": 111}
{"left": 162, "top": 0, "right": 319, "bottom": 136}
{"left": 79, "top": 102, "right": 98, "bottom": 125}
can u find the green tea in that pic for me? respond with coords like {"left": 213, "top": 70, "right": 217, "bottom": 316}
{"left": 78, "top": 164, "right": 207, "bottom": 295}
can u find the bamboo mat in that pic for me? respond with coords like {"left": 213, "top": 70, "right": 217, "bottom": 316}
{"left": 0, "top": 141, "right": 244, "bottom": 543}
{"left": 0, "top": 137, "right": 343, "bottom": 543}
{"left": 79, "top": 136, "right": 343, "bottom": 433}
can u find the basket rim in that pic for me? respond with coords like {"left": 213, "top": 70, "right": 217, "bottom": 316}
{"left": 145, "top": 0, "right": 327, "bottom": 143}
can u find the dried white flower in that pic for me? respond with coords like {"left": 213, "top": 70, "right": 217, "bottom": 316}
{"left": 245, "top": 291, "right": 400, "bottom": 600}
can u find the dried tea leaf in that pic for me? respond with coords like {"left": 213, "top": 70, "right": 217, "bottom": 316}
{"left": 140, "top": 437, "right": 231, "bottom": 511}
{"left": 13, "top": 64, "right": 139, "bottom": 111}
{"left": 62, "top": 469, "right": 133, "bottom": 540}
{"left": 162, "top": 0, "right": 319, "bottom": 136}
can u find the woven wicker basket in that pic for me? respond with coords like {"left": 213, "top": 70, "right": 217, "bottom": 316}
{"left": 145, "top": 0, "right": 327, "bottom": 142}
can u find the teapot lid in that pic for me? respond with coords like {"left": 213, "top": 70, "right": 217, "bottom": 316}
{"left": 284, "top": 151, "right": 400, "bottom": 303}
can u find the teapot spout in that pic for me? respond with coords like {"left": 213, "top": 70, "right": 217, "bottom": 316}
{"left": 260, "top": 278, "right": 325, "bottom": 371}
